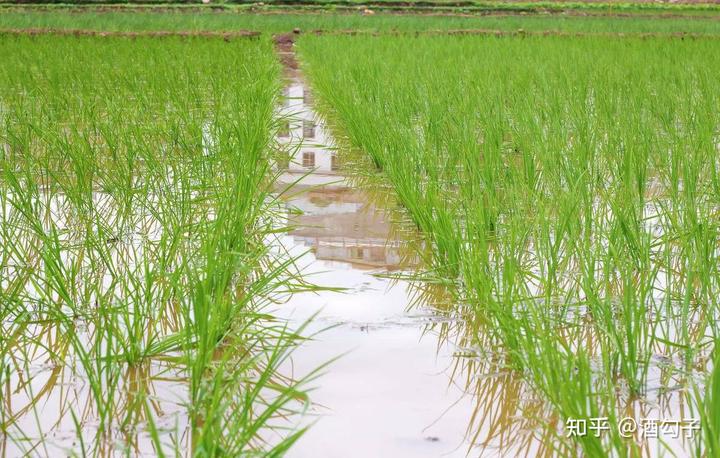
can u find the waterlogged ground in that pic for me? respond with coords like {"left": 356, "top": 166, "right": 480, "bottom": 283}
{"left": 0, "top": 68, "right": 477, "bottom": 458}
{"left": 2, "top": 80, "right": 706, "bottom": 457}
{"left": 2, "top": 355, "right": 188, "bottom": 456}
{"left": 291, "top": 33, "right": 720, "bottom": 457}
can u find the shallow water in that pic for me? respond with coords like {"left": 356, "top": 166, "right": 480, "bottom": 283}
{"left": 272, "top": 78, "right": 478, "bottom": 457}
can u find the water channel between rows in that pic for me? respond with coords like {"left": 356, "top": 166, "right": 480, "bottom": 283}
{"left": 271, "top": 65, "right": 477, "bottom": 456}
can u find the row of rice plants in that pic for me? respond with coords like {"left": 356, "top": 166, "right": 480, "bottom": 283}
{"left": 297, "top": 34, "right": 720, "bottom": 455}
{"left": 0, "top": 35, "right": 313, "bottom": 456}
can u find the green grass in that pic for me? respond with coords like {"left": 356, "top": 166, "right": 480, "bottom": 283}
{"left": 298, "top": 34, "right": 720, "bottom": 455}
{"left": 0, "top": 35, "right": 315, "bottom": 455}
{"left": 2, "top": 9, "right": 720, "bottom": 34}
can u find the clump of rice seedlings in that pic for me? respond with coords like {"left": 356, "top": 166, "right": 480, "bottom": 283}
{"left": 0, "top": 35, "right": 315, "bottom": 455}
{"left": 690, "top": 342, "right": 720, "bottom": 457}
{"left": 298, "top": 34, "right": 720, "bottom": 455}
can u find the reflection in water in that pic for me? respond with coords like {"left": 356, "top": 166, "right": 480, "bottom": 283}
{"left": 272, "top": 79, "right": 478, "bottom": 457}
{"left": 0, "top": 191, "right": 191, "bottom": 456}
{"left": 272, "top": 77, "right": 566, "bottom": 458}
{"left": 286, "top": 187, "right": 404, "bottom": 270}
{"left": 276, "top": 79, "right": 403, "bottom": 271}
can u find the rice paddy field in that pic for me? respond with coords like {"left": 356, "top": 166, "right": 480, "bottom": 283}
{"left": 1, "top": 3, "right": 720, "bottom": 457}
{"left": 2, "top": 9, "right": 720, "bottom": 34}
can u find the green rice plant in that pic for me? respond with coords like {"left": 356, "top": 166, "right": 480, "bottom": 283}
{"left": 690, "top": 342, "right": 720, "bottom": 458}
{"left": 298, "top": 33, "right": 720, "bottom": 454}
{"left": 0, "top": 35, "right": 316, "bottom": 456}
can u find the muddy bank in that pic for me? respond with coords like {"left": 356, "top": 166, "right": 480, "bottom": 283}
{"left": 0, "top": 27, "right": 260, "bottom": 38}
{"left": 274, "top": 31, "right": 301, "bottom": 70}
{"left": 300, "top": 26, "right": 720, "bottom": 38}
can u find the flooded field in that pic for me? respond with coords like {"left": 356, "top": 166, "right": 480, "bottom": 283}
{"left": 1, "top": 15, "right": 720, "bottom": 458}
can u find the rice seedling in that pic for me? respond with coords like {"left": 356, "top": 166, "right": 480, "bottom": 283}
{"left": 297, "top": 33, "right": 720, "bottom": 455}
{"left": 2, "top": 9, "right": 720, "bottom": 36}
{"left": 690, "top": 341, "right": 720, "bottom": 457}
{"left": 0, "top": 35, "right": 317, "bottom": 456}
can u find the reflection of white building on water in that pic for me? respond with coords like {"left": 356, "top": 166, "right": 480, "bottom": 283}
{"left": 276, "top": 79, "right": 342, "bottom": 187}
{"left": 275, "top": 80, "right": 406, "bottom": 270}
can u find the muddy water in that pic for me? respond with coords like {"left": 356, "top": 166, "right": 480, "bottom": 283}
{"left": 272, "top": 78, "right": 477, "bottom": 457}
